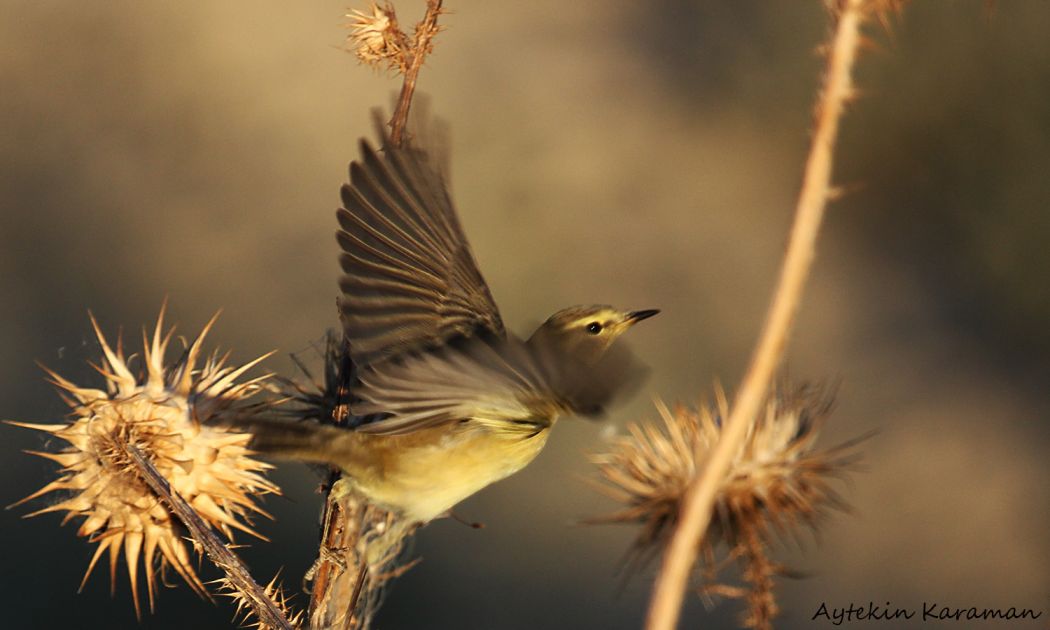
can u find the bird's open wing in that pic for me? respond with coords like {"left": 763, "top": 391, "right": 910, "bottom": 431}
{"left": 337, "top": 113, "right": 504, "bottom": 366}
{"left": 350, "top": 336, "right": 643, "bottom": 436}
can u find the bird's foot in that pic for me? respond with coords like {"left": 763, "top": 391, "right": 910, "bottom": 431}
{"left": 442, "top": 510, "right": 485, "bottom": 529}
{"left": 304, "top": 543, "right": 351, "bottom": 585}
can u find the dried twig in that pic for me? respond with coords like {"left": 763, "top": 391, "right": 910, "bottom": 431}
{"left": 302, "top": 342, "right": 413, "bottom": 630}
{"left": 308, "top": 492, "right": 397, "bottom": 629}
{"left": 644, "top": 1, "right": 869, "bottom": 628}
{"left": 389, "top": 0, "right": 443, "bottom": 146}
{"left": 308, "top": 3, "right": 447, "bottom": 626}
{"left": 737, "top": 522, "right": 777, "bottom": 630}
{"left": 305, "top": 346, "right": 378, "bottom": 630}
{"left": 121, "top": 441, "right": 295, "bottom": 630}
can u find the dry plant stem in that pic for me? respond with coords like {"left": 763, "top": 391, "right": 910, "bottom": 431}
{"left": 307, "top": 348, "right": 378, "bottom": 630}
{"left": 308, "top": 492, "right": 388, "bottom": 630}
{"left": 644, "top": 2, "right": 866, "bottom": 629}
{"left": 389, "top": 0, "right": 443, "bottom": 146}
{"left": 307, "top": 349, "right": 405, "bottom": 630}
{"left": 307, "top": 497, "right": 408, "bottom": 630}
{"left": 121, "top": 441, "right": 295, "bottom": 630}
{"left": 306, "top": 350, "right": 351, "bottom": 625}
{"left": 739, "top": 523, "right": 777, "bottom": 630}
{"left": 308, "top": 491, "right": 355, "bottom": 628}
{"left": 309, "top": 3, "right": 446, "bottom": 624}
{"left": 345, "top": 560, "right": 370, "bottom": 627}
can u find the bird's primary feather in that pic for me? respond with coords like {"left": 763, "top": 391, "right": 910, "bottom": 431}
{"left": 337, "top": 113, "right": 504, "bottom": 366}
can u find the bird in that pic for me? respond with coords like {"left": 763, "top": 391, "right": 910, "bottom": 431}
{"left": 243, "top": 112, "right": 658, "bottom": 525}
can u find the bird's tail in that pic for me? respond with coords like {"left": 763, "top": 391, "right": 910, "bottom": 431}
{"left": 225, "top": 416, "right": 349, "bottom": 466}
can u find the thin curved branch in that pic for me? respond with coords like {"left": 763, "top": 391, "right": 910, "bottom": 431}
{"left": 644, "top": 1, "right": 868, "bottom": 628}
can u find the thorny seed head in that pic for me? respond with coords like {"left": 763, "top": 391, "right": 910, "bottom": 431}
{"left": 346, "top": 2, "right": 409, "bottom": 73}
{"left": 589, "top": 384, "right": 861, "bottom": 575}
{"left": 7, "top": 306, "right": 280, "bottom": 618}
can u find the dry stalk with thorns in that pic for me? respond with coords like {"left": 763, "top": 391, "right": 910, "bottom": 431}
{"left": 304, "top": 3, "right": 447, "bottom": 627}
{"left": 286, "top": 335, "right": 419, "bottom": 630}
{"left": 590, "top": 1, "right": 906, "bottom": 629}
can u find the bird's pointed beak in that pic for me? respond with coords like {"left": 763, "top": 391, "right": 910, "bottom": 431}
{"left": 625, "top": 309, "right": 660, "bottom": 325}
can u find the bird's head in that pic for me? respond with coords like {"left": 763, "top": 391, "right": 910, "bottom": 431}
{"left": 528, "top": 305, "right": 659, "bottom": 364}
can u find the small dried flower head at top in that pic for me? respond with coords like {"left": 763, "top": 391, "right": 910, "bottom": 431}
{"left": 346, "top": 2, "right": 409, "bottom": 73}
{"left": 7, "top": 307, "right": 280, "bottom": 618}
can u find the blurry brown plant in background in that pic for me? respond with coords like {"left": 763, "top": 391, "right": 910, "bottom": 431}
{"left": 620, "top": 1, "right": 906, "bottom": 629}
{"left": 589, "top": 385, "right": 862, "bottom": 629}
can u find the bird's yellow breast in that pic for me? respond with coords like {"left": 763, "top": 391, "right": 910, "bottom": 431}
{"left": 339, "top": 420, "right": 553, "bottom": 523}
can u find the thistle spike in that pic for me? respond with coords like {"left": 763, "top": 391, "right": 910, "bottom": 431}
{"left": 176, "top": 310, "right": 222, "bottom": 396}
{"left": 125, "top": 530, "right": 144, "bottom": 619}
{"left": 88, "top": 312, "right": 136, "bottom": 394}
{"left": 143, "top": 529, "right": 159, "bottom": 613}
{"left": 107, "top": 532, "right": 122, "bottom": 596}
{"left": 79, "top": 541, "right": 110, "bottom": 593}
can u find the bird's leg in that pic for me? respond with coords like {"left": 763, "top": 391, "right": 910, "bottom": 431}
{"left": 303, "top": 543, "right": 350, "bottom": 591}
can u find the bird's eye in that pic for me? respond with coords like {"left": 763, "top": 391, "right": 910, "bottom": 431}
{"left": 586, "top": 322, "right": 603, "bottom": 335}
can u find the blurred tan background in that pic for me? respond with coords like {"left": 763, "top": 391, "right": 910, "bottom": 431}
{"left": 2, "top": 1, "right": 1048, "bottom": 628}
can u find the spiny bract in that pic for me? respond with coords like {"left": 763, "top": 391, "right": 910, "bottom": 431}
{"left": 8, "top": 307, "right": 279, "bottom": 617}
{"left": 589, "top": 384, "right": 859, "bottom": 570}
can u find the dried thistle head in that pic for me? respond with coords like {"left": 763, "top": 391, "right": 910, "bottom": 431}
{"left": 589, "top": 384, "right": 860, "bottom": 627}
{"left": 346, "top": 2, "right": 409, "bottom": 73}
{"left": 8, "top": 307, "right": 280, "bottom": 618}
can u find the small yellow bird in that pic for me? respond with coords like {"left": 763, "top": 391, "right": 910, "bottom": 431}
{"left": 245, "top": 114, "right": 657, "bottom": 524}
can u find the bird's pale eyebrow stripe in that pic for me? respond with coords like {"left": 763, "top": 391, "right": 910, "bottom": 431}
{"left": 571, "top": 313, "right": 617, "bottom": 327}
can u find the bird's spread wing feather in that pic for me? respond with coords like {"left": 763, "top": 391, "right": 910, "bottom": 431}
{"left": 337, "top": 113, "right": 504, "bottom": 365}
{"left": 350, "top": 335, "right": 643, "bottom": 436}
